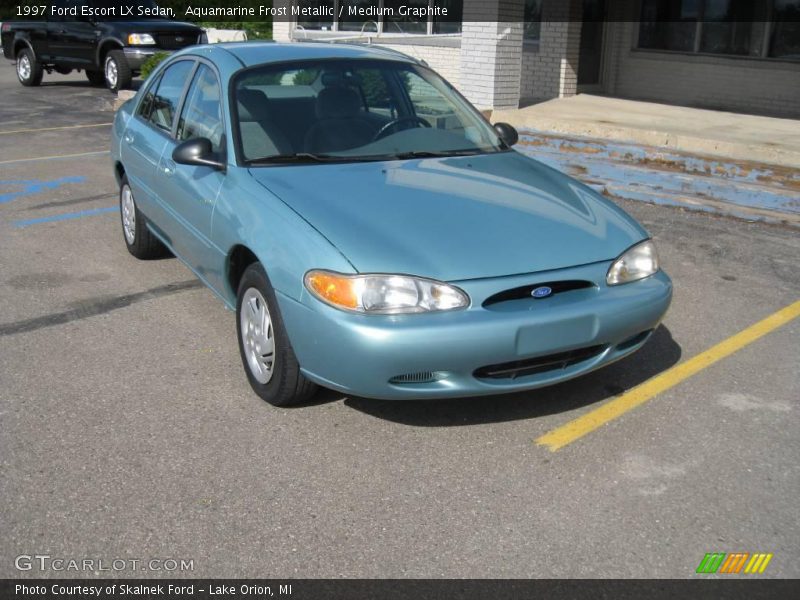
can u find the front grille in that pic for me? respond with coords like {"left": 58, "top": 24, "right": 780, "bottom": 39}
{"left": 474, "top": 345, "right": 605, "bottom": 380}
{"left": 156, "top": 33, "right": 198, "bottom": 50}
{"left": 483, "top": 280, "right": 594, "bottom": 307}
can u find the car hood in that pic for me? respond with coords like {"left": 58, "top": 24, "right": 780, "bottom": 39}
{"left": 249, "top": 152, "right": 647, "bottom": 282}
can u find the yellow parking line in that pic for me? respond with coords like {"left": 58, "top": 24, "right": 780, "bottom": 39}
{"left": 536, "top": 299, "right": 800, "bottom": 452}
{"left": 0, "top": 123, "right": 112, "bottom": 135}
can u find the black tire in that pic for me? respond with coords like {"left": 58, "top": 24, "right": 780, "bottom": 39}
{"left": 16, "top": 48, "right": 43, "bottom": 87}
{"left": 119, "top": 175, "right": 167, "bottom": 260}
{"left": 104, "top": 49, "right": 132, "bottom": 92}
{"left": 85, "top": 70, "right": 105, "bottom": 86}
{"left": 236, "top": 263, "right": 318, "bottom": 407}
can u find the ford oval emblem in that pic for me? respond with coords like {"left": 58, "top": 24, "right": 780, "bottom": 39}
{"left": 531, "top": 286, "right": 553, "bottom": 299}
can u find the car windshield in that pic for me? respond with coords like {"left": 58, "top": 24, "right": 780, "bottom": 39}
{"left": 233, "top": 59, "right": 507, "bottom": 164}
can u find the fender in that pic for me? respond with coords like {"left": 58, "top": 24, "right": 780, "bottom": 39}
{"left": 95, "top": 36, "right": 124, "bottom": 68}
{"left": 12, "top": 35, "right": 35, "bottom": 59}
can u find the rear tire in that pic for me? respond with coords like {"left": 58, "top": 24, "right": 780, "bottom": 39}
{"left": 119, "top": 175, "right": 167, "bottom": 260}
{"left": 86, "top": 70, "right": 105, "bottom": 86}
{"left": 236, "top": 263, "right": 318, "bottom": 407}
{"left": 105, "top": 50, "right": 132, "bottom": 92}
{"left": 16, "top": 48, "right": 43, "bottom": 87}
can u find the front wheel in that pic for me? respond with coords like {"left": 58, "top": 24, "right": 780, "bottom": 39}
{"left": 16, "top": 48, "right": 43, "bottom": 87}
{"left": 236, "top": 263, "right": 317, "bottom": 407}
{"left": 105, "top": 50, "right": 132, "bottom": 92}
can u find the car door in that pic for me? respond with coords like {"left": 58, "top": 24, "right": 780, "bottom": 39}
{"left": 157, "top": 62, "right": 227, "bottom": 289}
{"left": 47, "top": 0, "right": 96, "bottom": 66}
{"left": 119, "top": 58, "right": 195, "bottom": 246}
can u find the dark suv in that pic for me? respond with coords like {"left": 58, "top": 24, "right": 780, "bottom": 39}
{"left": 1, "top": 0, "right": 204, "bottom": 90}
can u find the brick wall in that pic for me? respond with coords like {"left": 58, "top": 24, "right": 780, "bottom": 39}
{"left": 520, "top": 0, "right": 582, "bottom": 103}
{"left": 379, "top": 44, "right": 462, "bottom": 88}
{"left": 605, "top": 21, "right": 800, "bottom": 119}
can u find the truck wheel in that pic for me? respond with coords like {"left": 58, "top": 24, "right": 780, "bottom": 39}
{"left": 85, "top": 70, "right": 105, "bottom": 86}
{"left": 119, "top": 175, "right": 167, "bottom": 260}
{"left": 105, "top": 50, "right": 132, "bottom": 92}
{"left": 16, "top": 48, "right": 43, "bottom": 87}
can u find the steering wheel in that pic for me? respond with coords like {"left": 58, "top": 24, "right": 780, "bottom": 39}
{"left": 373, "top": 116, "right": 431, "bottom": 141}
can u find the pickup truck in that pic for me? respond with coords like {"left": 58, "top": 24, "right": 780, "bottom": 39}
{"left": 1, "top": 0, "right": 204, "bottom": 90}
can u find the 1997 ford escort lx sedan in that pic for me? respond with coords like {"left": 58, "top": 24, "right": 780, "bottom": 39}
{"left": 110, "top": 42, "right": 672, "bottom": 406}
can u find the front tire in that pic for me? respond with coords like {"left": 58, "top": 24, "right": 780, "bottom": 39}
{"left": 16, "top": 48, "right": 43, "bottom": 87}
{"left": 236, "top": 263, "right": 317, "bottom": 407}
{"left": 119, "top": 175, "right": 167, "bottom": 259}
{"left": 105, "top": 50, "right": 132, "bottom": 92}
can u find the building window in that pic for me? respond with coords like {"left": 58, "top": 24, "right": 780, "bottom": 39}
{"left": 296, "top": 0, "right": 463, "bottom": 35}
{"left": 770, "top": 0, "right": 800, "bottom": 58}
{"left": 524, "top": 0, "right": 543, "bottom": 43}
{"left": 638, "top": 0, "right": 800, "bottom": 60}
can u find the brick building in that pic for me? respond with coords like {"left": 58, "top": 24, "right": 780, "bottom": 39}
{"left": 272, "top": 0, "right": 800, "bottom": 118}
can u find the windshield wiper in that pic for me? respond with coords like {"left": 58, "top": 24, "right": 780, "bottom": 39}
{"left": 246, "top": 153, "right": 341, "bottom": 165}
{"left": 388, "top": 150, "right": 485, "bottom": 159}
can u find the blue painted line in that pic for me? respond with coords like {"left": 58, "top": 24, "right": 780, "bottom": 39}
{"left": 12, "top": 206, "right": 117, "bottom": 228}
{"left": 0, "top": 176, "right": 87, "bottom": 204}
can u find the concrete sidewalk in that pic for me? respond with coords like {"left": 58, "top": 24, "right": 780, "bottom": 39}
{"left": 493, "top": 95, "right": 800, "bottom": 169}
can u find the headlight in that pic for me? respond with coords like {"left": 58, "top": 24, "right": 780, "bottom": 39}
{"left": 606, "top": 240, "right": 660, "bottom": 286}
{"left": 304, "top": 270, "right": 469, "bottom": 314}
{"left": 128, "top": 33, "right": 156, "bottom": 45}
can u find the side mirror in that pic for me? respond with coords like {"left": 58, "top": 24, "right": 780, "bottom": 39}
{"left": 493, "top": 122, "right": 519, "bottom": 147}
{"left": 172, "top": 138, "right": 225, "bottom": 171}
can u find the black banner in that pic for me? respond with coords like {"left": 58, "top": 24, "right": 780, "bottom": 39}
{"left": 2, "top": 579, "right": 800, "bottom": 600}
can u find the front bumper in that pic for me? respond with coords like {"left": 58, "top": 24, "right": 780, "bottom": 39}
{"left": 278, "top": 261, "right": 673, "bottom": 400}
{"left": 123, "top": 47, "right": 170, "bottom": 71}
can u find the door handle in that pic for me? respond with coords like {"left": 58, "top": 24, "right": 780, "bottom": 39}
{"left": 123, "top": 132, "right": 134, "bottom": 144}
{"left": 162, "top": 159, "right": 177, "bottom": 176}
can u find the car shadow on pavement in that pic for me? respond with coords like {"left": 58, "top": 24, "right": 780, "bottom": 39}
{"left": 39, "top": 80, "right": 143, "bottom": 91}
{"left": 340, "top": 324, "right": 682, "bottom": 426}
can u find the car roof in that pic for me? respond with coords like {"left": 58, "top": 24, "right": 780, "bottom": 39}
{"left": 209, "top": 41, "right": 419, "bottom": 67}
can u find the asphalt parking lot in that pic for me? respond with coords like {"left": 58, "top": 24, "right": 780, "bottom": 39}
{"left": 1, "top": 64, "right": 798, "bottom": 579}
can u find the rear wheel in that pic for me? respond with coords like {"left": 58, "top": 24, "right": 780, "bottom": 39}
{"left": 236, "top": 263, "right": 317, "bottom": 407}
{"left": 119, "top": 175, "right": 167, "bottom": 260}
{"left": 85, "top": 70, "right": 105, "bottom": 86}
{"left": 16, "top": 48, "right": 43, "bottom": 87}
{"left": 105, "top": 50, "right": 132, "bottom": 92}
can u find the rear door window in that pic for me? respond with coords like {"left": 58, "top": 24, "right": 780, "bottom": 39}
{"left": 139, "top": 60, "right": 194, "bottom": 133}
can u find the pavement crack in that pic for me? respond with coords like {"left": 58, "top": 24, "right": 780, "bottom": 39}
{"left": 0, "top": 280, "right": 203, "bottom": 336}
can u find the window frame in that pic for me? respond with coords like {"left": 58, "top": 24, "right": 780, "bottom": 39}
{"left": 634, "top": 0, "right": 799, "bottom": 63}
{"left": 134, "top": 57, "right": 199, "bottom": 139}
{"left": 175, "top": 61, "right": 227, "bottom": 157}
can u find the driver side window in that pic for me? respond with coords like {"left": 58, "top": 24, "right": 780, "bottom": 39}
{"left": 176, "top": 64, "right": 224, "bottom": 155}
{"left": 137, "top": 60, "right": 194, "bottom": 133}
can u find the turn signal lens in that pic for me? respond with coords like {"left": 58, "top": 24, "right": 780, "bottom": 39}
{"left": 305, "top": 272, "right": 359, "bottom": 310}
{"left": 606, "top": 239, "right": 660, "bottom": 285}
{"left": 304, "top": 270, "right": 469, "bottom": 314}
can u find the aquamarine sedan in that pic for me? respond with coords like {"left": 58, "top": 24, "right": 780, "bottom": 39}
{"left": 110, "top": 42, "right": 672, "bottom": 406}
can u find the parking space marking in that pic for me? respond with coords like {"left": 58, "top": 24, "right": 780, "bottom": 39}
{"left": 535, "top": 299, "right": 800, "bottom": 452}
{"left": 0, "top": 150, "right": 109, "bottom": 165}
{"left": 0, "top": 123, "right": 112, "bottom": 135}
{"left": 12, "top": 206, "right": 116, "bottom": 228}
